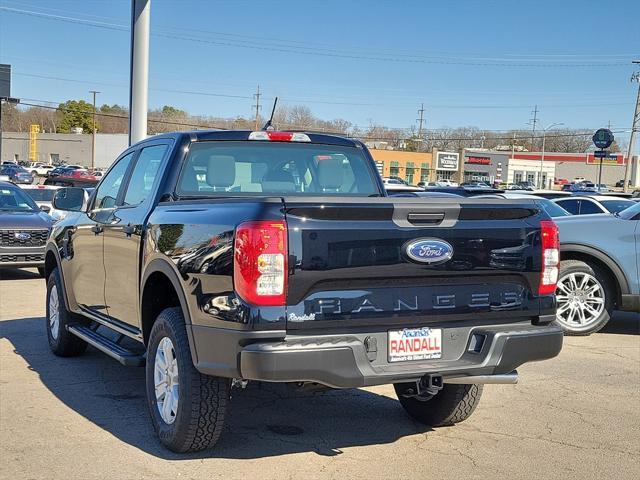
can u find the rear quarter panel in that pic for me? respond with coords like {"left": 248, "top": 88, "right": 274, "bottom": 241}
{"left": 143, "top": 198, "right": 287, "bottom": 330}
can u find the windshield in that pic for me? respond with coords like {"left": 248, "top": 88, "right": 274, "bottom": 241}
{"left": 0, "top": 186, "right": 39, "bottom": 211}
{"left": 601, "top": 199, "right": 634, "bottom": 213}
{"left": 538, "top": 199, "right": 571, "bottom": 217}
{"left": 177, "top": 141, "right": 380, "bottom": 197}
{"left": 23, "top": 188, "right": 57, "bottom": 202}
{"left": 618, "top": 202, "right": 640, "bottom": 220}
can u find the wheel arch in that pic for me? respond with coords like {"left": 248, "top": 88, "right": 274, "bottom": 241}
{"left": 560, "top": 243, "right": 629, "bottom": 308}
{"left": 44, "top": 246, "right": 72, "bottom": 310}
{"left": 140, "top": 258, "right": 193, "bottom": 346}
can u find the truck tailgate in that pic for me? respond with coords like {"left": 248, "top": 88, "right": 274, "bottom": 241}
{"left": 284, "top": 197, "right": 545, "bottom": 330}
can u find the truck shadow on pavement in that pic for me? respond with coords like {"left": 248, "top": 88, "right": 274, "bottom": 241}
{"left": 0, "top": 317, "right": 431, "bottom": 460}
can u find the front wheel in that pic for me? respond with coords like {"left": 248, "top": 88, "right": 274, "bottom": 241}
{"left": 555, "top": 260, "right": 613, "bottom": 336}
{"left": 145, "top": 307, "right": 230, "bottom": 453}
{"left": 394, "top": 383, "right": 483, "bottom": 426}
{"left": 46, "top": 268, "right": 88, "bottom": 356}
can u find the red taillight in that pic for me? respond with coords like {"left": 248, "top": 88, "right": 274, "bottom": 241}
{"left": 233, "top": 220, "right": 288, "bottom": 306}
{"left": 539, "top": 220, "right": 559, "bottom": 295}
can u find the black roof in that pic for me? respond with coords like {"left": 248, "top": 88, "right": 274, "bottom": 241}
{"left": 143, "top": 130, "right": 361, "bottom": 148}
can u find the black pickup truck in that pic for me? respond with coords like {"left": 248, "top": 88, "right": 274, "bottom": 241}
{"left": 44, "top": 130, "right": 563, "bottom": 453}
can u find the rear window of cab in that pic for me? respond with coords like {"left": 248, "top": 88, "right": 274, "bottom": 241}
{"left": 176, "top": 141, "right": 380, "bottom": 197}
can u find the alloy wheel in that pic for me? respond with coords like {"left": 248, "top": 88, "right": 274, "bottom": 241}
{"left": 48, "top": 284, "right": 60, "bottom": 340}
{"left": 154, "top": 337, "right": 180, "bottom": 425}
{"left": 556, "top": 272, "right": 605, "bottom": 329}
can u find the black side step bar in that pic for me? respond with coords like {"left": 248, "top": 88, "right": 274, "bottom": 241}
{"left": 67, "top": 324, "right": 145, "bottom": 367}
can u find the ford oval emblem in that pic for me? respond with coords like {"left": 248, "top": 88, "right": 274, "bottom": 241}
{"left": 405, "top": 238, "right": 454, "bottom": 264}
{"left": 14, "top": 232, "right": 31, "bottom": 241}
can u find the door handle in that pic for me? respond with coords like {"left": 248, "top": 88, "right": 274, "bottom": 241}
{"left": 91, "top": 225, "right": 103, "bottom": 235}
{"left": 123, "top": 224, "right": 135, "bottom": 237}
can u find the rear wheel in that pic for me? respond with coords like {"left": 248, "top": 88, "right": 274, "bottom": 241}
{"left": 46, "top": 268, "right": 88, "bottom": 356}
{"left": 394, "top": 382, "right": 483, "bottom": 426}
{"left": 145, "top": 307, "right": 230, "bottom": 453}
{"left": 555, "top": 260, "right": 613, "bottom": 336}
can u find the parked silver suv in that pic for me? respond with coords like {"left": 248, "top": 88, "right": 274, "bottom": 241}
{"left": 554, "top": 203, "right": 640, "bottom": 335}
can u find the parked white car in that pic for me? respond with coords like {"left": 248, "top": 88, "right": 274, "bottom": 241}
{"left": 19, "top": 184, "right": 65, "bottom": 221}
{"left": 552, "top": 195, "right": 635, "bottom": 215}
{"left": 29, "top": 164, "right": 56, "bottom": 177}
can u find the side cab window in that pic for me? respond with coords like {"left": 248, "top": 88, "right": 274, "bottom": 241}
{"left": 92, "top": 152, "right": 135, "bottom": 210}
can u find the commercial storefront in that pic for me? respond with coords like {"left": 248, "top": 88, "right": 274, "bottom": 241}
{"left": 506, "top": 159, "right": 556, "bottom": 188}
{"left": 368, "top": 149, "right": 432, "bottom": 184}
{"left": 462, "top": 150, "right": 509, "bottom": 185}
{"left": 462, "top": 150, "right": 556, "bottom": 187}
{"left": 434, "top": 152, "right": 460, "bottom": 182}
{"left": 511, "top": 152, "right": 628, "bottom": 186}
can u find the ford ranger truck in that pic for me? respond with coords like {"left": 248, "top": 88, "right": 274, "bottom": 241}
{"left": 44, "top": 130, "right": 563, "bottom": 453}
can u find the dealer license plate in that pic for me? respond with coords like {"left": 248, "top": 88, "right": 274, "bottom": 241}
{"left": 388, "top": 328, "right": 442, "bottom": 362}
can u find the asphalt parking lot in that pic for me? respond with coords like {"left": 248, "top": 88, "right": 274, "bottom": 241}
{"left": 1, "top": 268, "right": 638, "bottom": 480}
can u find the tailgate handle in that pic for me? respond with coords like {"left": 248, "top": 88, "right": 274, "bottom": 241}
{"left": 407, "top": 212, "right": 445, "bottom": 225}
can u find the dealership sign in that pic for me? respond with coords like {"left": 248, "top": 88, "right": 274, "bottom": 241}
{"left": 436, "top": 152, "right": 459, "bottom": 171}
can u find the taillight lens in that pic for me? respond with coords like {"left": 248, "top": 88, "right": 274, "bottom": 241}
{"left": 248, "top": 131, "right": 311, "bottom": 142}
{"left": 539, "top": 220, "right": 559, "bottom": 295}
{"left": 233, "top": 220, "right": 288, "bottom": 306}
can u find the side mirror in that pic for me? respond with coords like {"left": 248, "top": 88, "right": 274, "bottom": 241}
{"left": 40, "top": 205, "right": 51, "bottom": 213}
{"left": 52, "top": 187, "right": 88, "bottom": 212}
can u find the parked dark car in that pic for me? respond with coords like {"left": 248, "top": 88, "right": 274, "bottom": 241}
{"left": 0, "top": 180, "right": 52, "bottom": 276}
{"left": 48, "top": 165, "right": 83, "bottom": 178}
{"left": 0, "top": 165, "right": 34, "bottom": 185}
{"left": 44, "top": 129, "right": 562, "bottom": 453}
{"left": 45, "top": 168, "right": 99, "bottom": 187}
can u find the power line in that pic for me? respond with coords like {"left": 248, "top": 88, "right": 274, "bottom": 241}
{"left": 0, "top": 6, "right": 633, "bottom": 68}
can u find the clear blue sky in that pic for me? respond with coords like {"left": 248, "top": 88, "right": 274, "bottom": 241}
{"left": 1, "top": 0, "right": 638, "bottom": 140}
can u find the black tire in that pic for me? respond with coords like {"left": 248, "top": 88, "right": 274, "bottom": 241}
{"left": 46, "top": 268, "right": 88, "bottom": 357}
{"left": 37, "top": 267, "right": 46, "bottom": 278}
{"left": 394, "top": 383, "right": 483, "bottom": 427}
{"left": 145, "top": 307, "right": 230, "bottom": 453}
{"left": 554, "top": 259, "right": 614, "bottom": 336}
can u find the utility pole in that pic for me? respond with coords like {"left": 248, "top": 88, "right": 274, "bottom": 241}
{"left": 539, "top": 122, "right": 564, "bottom": 188}
{"left": 415, "top": 103, "right": 425, "bottom": 152}
{"left": 529, "top": 105, "right": 539, "bottom": 151}
{"left": 417, "top": 103, "right": 425, "bottom": 138}
{"left": 623, "top": 61, "right": 640, "bottom": 192}
{"left": 90, "top": 90, "right": 99, "bottom": 170}
{"left": 253, "top": 85, "right": 261, "bottom": 131}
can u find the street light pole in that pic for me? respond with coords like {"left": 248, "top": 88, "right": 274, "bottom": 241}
{"left": 539, "top": 122, "right": 564, "bottom": 189}
{"left": 129, "top": 0, "right": 150, "bottom": 145}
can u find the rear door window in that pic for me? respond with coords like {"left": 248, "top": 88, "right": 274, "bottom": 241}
{"left": 556, "top": 199, "right": 579, "bottom": 214}
{"left": 177, "top": 141, "right": 379, "bottom": 197}
{"left": 578, "top": 200, "right": 603, "bottom": 214}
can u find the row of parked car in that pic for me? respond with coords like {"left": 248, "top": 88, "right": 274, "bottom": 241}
{"left": 0, "top": 161, "right": 102, "bottom": 187}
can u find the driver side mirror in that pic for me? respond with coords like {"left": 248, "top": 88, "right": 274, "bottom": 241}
{"left": 52, "top": 187, "right": 89, "bottom": 212}
{"left": 39, "top": 205, "right": 51, "bottom": 213}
